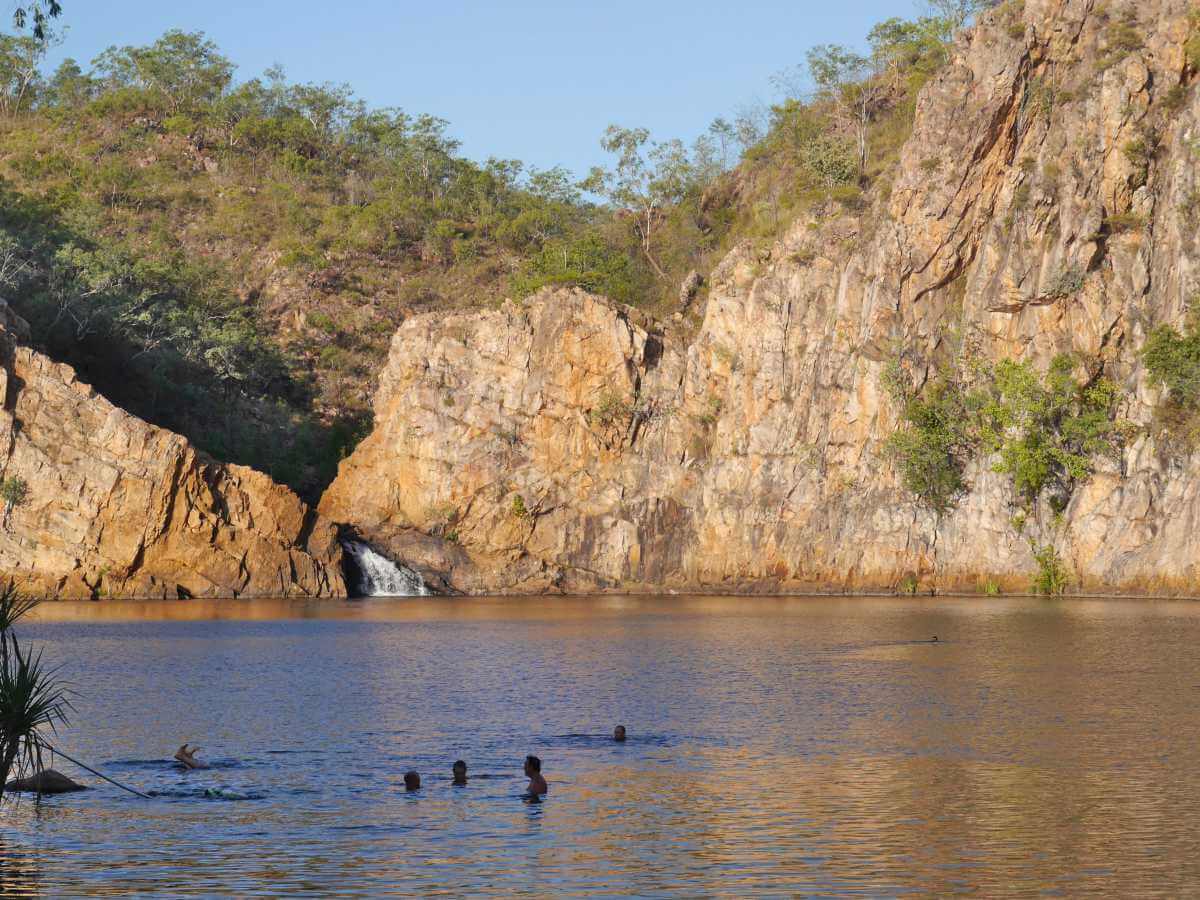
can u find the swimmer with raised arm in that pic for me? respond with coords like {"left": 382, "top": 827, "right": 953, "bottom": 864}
{"left": 524, "top": 755, "right": 547, "bottom": 797}
{"left": 174, "top": 743, "right": 207, "bottom": 770}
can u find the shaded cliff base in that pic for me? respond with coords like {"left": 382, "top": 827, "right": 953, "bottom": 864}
{"left": 347, "top": 522, "right": 1200, "bottom": 601}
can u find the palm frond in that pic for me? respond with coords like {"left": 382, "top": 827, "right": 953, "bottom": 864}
{"left": 0, "top": 626, "right": 73, "bottom": 800}
{"left": 0, "top": 583, "right": 38, "bottom": 635}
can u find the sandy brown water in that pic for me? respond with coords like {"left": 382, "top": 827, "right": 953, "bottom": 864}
{"left": 0, "top": 594, "right": 1195, "bottom": 895}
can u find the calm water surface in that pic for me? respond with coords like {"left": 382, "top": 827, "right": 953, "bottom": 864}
{"left": 0, "top": 595, "right": 1196, "bottom": 896}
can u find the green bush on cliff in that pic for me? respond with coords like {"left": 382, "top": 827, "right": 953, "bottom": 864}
{"left": 981, "top": 356, "right": 1120, "bottom": 506}
{"left": 1144, "top": 319, "right": 1200, "bottom": 401}
{"left": 512, "top": 231, "right": 647, "bottom": 305}
{"left": 886, "top": 355, "right": 1121, "bottom": 512}
{"left": 1187, "top": 9, "right": 1200, "bottom": 71}
{"left": 589, "top": 390, "right": 633, "bottom": 428}
{"left": 1143, "top": 313, "right": 1200, "bottom": 449}
{"left": 886, "top": 378, "right": 979, "bottom": 513}
{"left": 0, "top": 478, "right": 28, "bottom": 510}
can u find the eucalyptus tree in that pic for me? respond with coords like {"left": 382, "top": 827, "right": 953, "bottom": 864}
{"left": 582, "top": 125, "right": 694, "bottom": 280}
{"left": 923, "top": 0, "right": 1000, "bottom": 32}
{"left": 0, "top": 29, "right": 55, "bottom": 116}
{"left": 12, "top": 0, "right": 60, "bottom": 40}
{"left": 805, "top": 43, "right": 887, "bottom": 175}
{"left": 92, "top": 30, "right": 234, "bottom": 116}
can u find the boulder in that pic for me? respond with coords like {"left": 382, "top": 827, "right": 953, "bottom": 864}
{"left": 5, "top": 769, "right": 87, "bottom": 794}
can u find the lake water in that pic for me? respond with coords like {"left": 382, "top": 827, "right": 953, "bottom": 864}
{"left": 1, "top": 595, "right": 1197, "bottom": 896}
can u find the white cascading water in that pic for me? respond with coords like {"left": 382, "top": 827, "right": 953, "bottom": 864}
{"left": 342, "top": 541, "right": 431, "bottom": 597}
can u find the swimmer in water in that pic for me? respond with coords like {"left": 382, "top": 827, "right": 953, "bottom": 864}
{"left": 931, "top": 635, "right": 939, "bottom": 643}
{"left": 613, "top": 725, "right": 627, "bottom": 742}
{"left": 452, "top": 760, "right": 468, "bottom": 785}
{"left": 404, "top": 770, "right": 421, "bottom": 791}
{"left": 174, "top": 744, "right": 207, "bottom": 770}
{"left": 524, "top": 755, "right": 547, "bottom": 797}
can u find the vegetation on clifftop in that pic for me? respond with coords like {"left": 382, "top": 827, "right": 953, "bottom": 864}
{"left": 0, "top": 3, "right": 982, "bottom": 498}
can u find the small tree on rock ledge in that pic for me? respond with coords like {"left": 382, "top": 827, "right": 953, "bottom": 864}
{"left": 0, "top": 477, "right": 27, "bottom": 531}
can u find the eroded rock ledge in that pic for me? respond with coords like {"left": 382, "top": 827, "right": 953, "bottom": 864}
{"left": 0, "top": 302, "right": 345, "bottom": 599}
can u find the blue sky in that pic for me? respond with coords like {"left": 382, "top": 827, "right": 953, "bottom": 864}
{"left": 42, "top": 0, "right": 923, "bottom": 177}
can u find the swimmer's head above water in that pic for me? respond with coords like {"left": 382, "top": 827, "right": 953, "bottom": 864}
{"left": 404, "top": 770, "right": 421, "bottom": 791}
{"left": 524, "top": 754, "right": 547, "bottom": 795}
{"left": 613, "top": 725, "right": 626, "bottom": 742}
{"left": 452, "top": 760, "right": 467, "bottom": 784}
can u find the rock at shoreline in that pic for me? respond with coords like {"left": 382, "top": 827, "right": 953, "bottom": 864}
{"left": 5, "top": 769, "right": 87, "bottom": 794}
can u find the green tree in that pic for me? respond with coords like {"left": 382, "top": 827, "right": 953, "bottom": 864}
{"left": 1141, "top": 315, "right": 1200, "bottom": 448}
{"left": 1143, "top": 320, "right": 1200, "bottom": 402}
{"left": 707, "top": 117, "right": 738, "bottom": 170}
{"left": 43, "top": 56, "right": 93, "bottom": 108}
{"left": 582, "top": 125, "right": 695, "bottom": 279}
{"left": 868, "top": 17, "right": 954, "bottom": 82}
{"left": 92, "top": 30, "right": 234, "bottom": 115}
{"left": 806, "top": 43, "right": 887, "bottom": 174}
{"left": 922, "top": 0, "right": 999, "bottom": 32}
{"left": 980, "top": 356, "right": 1119, "bottom": 506}
{"left": 886, "top": 378, "right": 977, "bottom": 513}
{"left": 512, "top": 230, "right": 644, "bottom": 304}
{"left": 11, "top": 0, "right": 60, "bottom": 40}
{"left": 0, "top": 477, "right": 26, "bottom": 530}
{"left": 0, "top": 30, "right": 54, "bottom": 116}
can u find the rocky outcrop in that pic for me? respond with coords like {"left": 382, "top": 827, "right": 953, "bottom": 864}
{"left": 319, "top": 290, "right": 687, "bottom": 592}
{"left": 0, "top": 302, "right": 345, "bottom": 599}
{"left": 324, "top": 0, "right": 1200, "bottom": 595}
{"left": 5, "top": 769, "right": 87, "bottom": 794}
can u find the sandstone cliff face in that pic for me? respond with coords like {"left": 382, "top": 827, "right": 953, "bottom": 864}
{"left": 0, "top": 303, "right": 345, "bottom": 599}
{"left": 323, "top": 0, "right": 1200, "bottom": 595}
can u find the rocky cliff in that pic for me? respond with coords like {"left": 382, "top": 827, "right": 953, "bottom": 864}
{"left": 322, "top": 0, "right": 1200, "bottom": 595}
{"left": 0, "top": 302, "right": 345, "bottom": 599}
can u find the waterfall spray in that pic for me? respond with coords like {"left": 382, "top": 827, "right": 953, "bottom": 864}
{"left": 342, "top": 541, "right": 431, "bottom": 597}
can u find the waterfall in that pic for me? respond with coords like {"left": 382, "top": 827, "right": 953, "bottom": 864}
{"left": 342, "top": 541, "right": 431, "bottom": 597}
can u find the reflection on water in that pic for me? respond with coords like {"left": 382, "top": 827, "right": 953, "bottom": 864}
{"left": 2, "top": 595, "right": 1197, "bottom": 895}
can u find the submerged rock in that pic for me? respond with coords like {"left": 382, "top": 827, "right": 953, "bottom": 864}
{"left": 5, "top": 769, "right": 87, "bottom": 794}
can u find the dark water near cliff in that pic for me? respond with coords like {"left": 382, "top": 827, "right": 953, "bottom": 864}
{"left": 1, "top": 595, "right": 1197, "bottom": 896}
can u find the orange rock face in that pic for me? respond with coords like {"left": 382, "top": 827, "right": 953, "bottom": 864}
{"left": 322, "top": 1, "right": 1200, "bottom": 596}
{"left": 0, "top": 303, "right": 345, "bottom": 599}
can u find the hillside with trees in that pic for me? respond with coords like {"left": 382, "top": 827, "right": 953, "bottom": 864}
{"left": 0, "top": 2, "right": 983, "bottom": 499}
